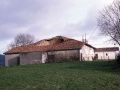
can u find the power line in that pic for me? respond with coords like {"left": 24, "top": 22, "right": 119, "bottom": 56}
{"left": 88, "top": 26, "right": 98, "bottom": 40}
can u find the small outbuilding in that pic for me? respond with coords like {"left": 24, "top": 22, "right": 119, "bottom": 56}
{"left": 95, "top": 47, "right": 119, "bottom": 60}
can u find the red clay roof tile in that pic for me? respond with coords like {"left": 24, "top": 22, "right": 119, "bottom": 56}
{"left": 4, "top": 36, "right": 85, "bottom": 54}
{"left": 4, "top": 36, "right": 119, "bottom": 54}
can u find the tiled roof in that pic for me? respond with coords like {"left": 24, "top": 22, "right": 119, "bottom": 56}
{"left": 4, "top": 36, "right": 86, "bottom": 54}
{"left": 95, "top": 47, "right": 119, "bottom": 52}
{"left": 34, "top": 36, "right": 70, "bottom": 46}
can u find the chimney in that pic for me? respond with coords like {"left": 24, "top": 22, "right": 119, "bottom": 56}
{"left": 82, "top": 34, "right": 88, "bottom": 43}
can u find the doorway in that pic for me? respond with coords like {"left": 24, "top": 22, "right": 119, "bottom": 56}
{"left": 95, "top": 54, "right": 98, "bottom": 60}
{"left": 48, "top": 55, "right": 55, "bottom": 63}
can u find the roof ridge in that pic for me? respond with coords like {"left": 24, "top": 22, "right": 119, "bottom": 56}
{"left": 96, "top": 47, "right": 119, "bottom": 49}
{"left": 4, "top": 36, "right": 95, "bottom": 54}
{"left": 95, "top": 47, "right": 119, "bottom": 52}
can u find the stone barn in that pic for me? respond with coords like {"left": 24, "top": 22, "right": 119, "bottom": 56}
{"left": 4, "top": 36, "right": 118, "bottom": 66}
{"left": 4, "top": 36, "right": 96, "bottom": 66}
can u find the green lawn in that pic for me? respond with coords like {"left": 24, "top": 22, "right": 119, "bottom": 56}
{"left": 0, "top": 61, "right": 120, "bottom": 90}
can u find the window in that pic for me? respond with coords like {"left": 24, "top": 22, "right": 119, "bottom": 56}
{"left": 106, "top": 53, "right": 108, "bottom": 56}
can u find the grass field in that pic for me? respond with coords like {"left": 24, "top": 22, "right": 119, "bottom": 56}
{"left": 0, "top": 61, "right": 120, "bottom": 90}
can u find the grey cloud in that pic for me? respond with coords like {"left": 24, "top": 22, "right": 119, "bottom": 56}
{"left": 0, "top": 0, "right": 113, "bottom": 53}
{"left": 0, "top": 0, "right": 74, "bottom": 37}
{"left": 60, "top": 5, "right": 99, "bottom": 40}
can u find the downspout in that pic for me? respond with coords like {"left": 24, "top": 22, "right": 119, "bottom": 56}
{"left": 103, "top": 51, "right": 105, "bottom": 60}
{"left": 46, "top": 51, "right": 48, "bottom": 63}
{"left": 78, "top": 49, "right": 80, "bottom": 61}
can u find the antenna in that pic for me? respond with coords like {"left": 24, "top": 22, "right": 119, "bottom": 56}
{"left": 82, "top": 35, "right": 84, "bottom": 42}
{"left": 85, "top": 33, "right": 86, "bottom": 40}
{"left": 85, "top": 33, "right": 86, "bottom": 43}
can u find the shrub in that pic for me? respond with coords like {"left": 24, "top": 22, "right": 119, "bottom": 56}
{"left": 93, "top": 56, "right": 96, "bottom": 61}
{"left": 70, "top": 56, "right": 79, "bottom": 61}
{"left": 116, "top": 53, "right": 120, "bottom": 64}
{"left": 113, "top": 53, "right": 120, "bottom": 72}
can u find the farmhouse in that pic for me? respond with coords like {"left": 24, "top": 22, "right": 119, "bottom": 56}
{"left": 4, "top": 36, "right": 119, "bottom": 66}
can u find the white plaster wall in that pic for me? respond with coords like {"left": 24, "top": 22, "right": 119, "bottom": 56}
{"left": 42, "top": 52, "right": 47, "bottom": 63}
{"left": 80, "top": 45, "right": 94, "bottom": 61}
{"left": 80, "top": 45, "right": 85, "bottom": 61}
{"left": 95, "top": 51, "right": 116, "bottom": 60}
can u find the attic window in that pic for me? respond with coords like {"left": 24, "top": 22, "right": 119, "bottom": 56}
{"left": 46, "top": 39, "right": 53, "bottom": 41}
{"left": 59, "top": 38, "right": 64, "bottom": 43}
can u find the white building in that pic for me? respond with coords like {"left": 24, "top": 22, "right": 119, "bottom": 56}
{"left": 80, "top": 44, "right": 95, "bottom": 61}
{"left": 95, "top": 47, "right": 119, "bottom": 60}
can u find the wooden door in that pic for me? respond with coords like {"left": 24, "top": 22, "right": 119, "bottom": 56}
{"left": 95, "top": 54, "right": 98, "bottom": 60}
{"left": 48, "top": 55, "right": 54, "bottom": 63}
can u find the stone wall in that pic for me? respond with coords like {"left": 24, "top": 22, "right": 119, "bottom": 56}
{"left": 20, "top": 52, "right": 42, "bottom": 65}
{"left": 5, "top": 54, "right": 20, "bottom": 66}
{"left": 48, "top": 50, "right": 79, "bottom": 62}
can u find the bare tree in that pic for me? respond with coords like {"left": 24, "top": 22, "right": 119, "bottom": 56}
{"left": 97, "top": 0, "right": 120, "bottom": 46}
{"left": 8, "top": 33, "right": 35, "bottom": 49}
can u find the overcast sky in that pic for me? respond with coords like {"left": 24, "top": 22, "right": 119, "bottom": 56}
{"left": 0, "top": 0, "right": 116, "bottom": 54}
